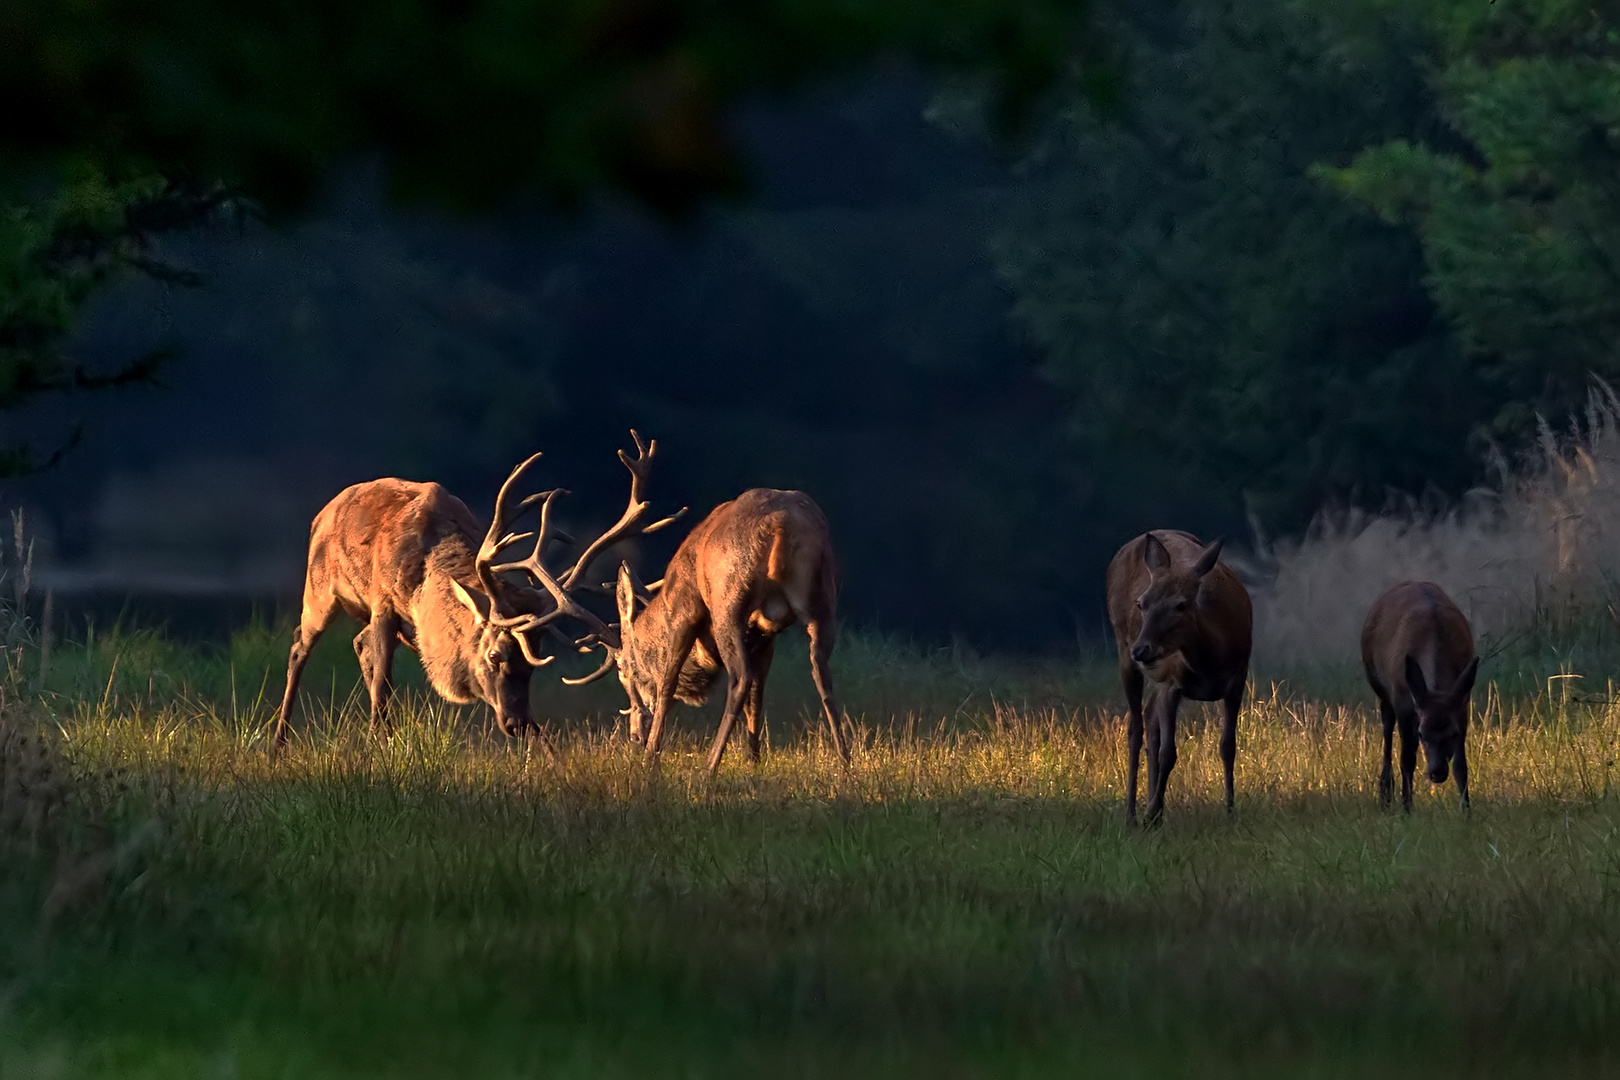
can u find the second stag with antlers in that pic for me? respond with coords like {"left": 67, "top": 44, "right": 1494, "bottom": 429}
{"left": 566, "top": 488, "right": 851, "bottom": 773}
{"left": 271, "top": 433, "right": 679, "bottom": 747}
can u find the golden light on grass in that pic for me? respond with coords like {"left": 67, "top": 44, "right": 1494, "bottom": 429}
{"left": 45, "top": 673, "right": 1620, "bottom": 816}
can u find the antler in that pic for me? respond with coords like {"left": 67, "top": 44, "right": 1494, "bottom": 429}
{"left": 484, "top": 487, "right": 619, "bottom": 648}
{"left": 473, "top": 432, "right": 684, "bottom": 673}
{"left": 475, "top": 451, "right": 549, "bottom": 605}
{"left": 470, "top": 452, "right": 600, "bottom": 668}
{"left": 559, "top": 430, "right": 687, "bottom": 591}
{"left": 561, "top": 650, "right": 618, "bottom": 686}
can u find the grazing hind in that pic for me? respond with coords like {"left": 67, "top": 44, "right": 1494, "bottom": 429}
{"left": 1361, "top": 581, "right": 1479, "bottom": 811}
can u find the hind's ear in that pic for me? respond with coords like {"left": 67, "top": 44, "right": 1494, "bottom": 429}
{"left": 615, "top": 563, "right": 638, "bottom": 633}
{"left": 1404, "top": 655, "right": 1432, "bottom": 706}
{"left": 1142, "top": 532, "right": 1172, "bottom": 574}
{"left": 453, "top": 580, "right": 492, "bottom": 625}
{"left": 1193, "top": 537, "right": 1224, "bottom": 578}
{"left": 1451, "top": 656, "right": 1480, "bottom": 703}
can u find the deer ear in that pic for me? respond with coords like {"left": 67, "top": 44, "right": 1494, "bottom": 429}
{"left": 616, "top": 563, "right": 638, "bottom": 632}
{"left": 625, "top": 563, "right": 652, "bottom": 607}
{"left": 1451, "top": 656, "right": 1480, "bottom": 703}
{"left": 453, "top": 580, "right": 492, "bottom": 625}
{"left": 1142, "top": 533, "right": 1172, "bottom": 573}
{"left": 1404, "top": 655, "right": 1432, "bottom": 705}
{"left": 1193, "top": 537, "right": 1224, "bottom": 578}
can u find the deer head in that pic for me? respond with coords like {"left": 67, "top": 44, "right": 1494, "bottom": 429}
{"left": 1405, "top": 654, "right": 1479, "bottom": 784}
{"left": 1129, "top": 533, "right": 1224, "bottom": 666}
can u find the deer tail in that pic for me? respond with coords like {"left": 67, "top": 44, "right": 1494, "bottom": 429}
{"left": 766, "top": 520, "right": 791, "bottom": 583}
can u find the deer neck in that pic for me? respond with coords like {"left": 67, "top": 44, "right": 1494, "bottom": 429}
{"left": 626, "top": 586, "right": 688, "bottom": 676}
{"left": 1177, "top": 616, "right": 1222, "bottom": 678}
{"left": 411, "top": 544, "right": 483, "bottom": 705}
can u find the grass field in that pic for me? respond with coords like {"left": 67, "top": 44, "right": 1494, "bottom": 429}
{"left": 2, "top": 618, "right": 1620, "bottom": 1077}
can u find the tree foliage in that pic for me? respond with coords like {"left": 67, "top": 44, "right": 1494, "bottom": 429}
{"left": 1320, "top": 0, "right": 1620, "bottom": 441}
{"left": 0, "top": 175, "right": 241, "bottom": 475}
{"left": 0, "top": 0, "right": 1098, "bottom": 216}
{"left": 0, "top": 0, "right": 1098, "bottom": 478}
{"left": 986, "top": 0, "right": 1471, "bottom": 526}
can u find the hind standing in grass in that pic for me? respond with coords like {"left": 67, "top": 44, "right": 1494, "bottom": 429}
{"left": 1361, "top": 581, "right": 1479, "bottom": 812}
{"left": 568, "top": 489, "right": 850, "bottom": 773}
{"left": 1107, "top": 531, "right": 1253, "bottom": 827}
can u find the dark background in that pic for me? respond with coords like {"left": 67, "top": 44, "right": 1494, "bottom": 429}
{"left": 3, "top": 1, "right": 1609, "bottom": 652}
{"left": 5, "top": 69, "right": 1131, "bottom": 649}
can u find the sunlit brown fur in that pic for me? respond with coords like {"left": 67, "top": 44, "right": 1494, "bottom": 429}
{"left": 271, "top": 478, "right": 550, "bottom": 746}
{"left": 612, "top": 488, "right": 850, "bottom": 773}
{"left": 1361, "top": 581, "right": 1478, "bottom": 811}
{"left": 1106, "top": 530, "right": 1253, "bottom": 826}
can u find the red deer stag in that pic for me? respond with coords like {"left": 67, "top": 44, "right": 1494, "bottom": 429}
{"left": 1106, "top": 531, "right": 1252, "bottom": 826}
{"left": 564, "top": 488, "right": 850, "bottom": 773}
{"left": 271, "top": 433, "right": 676, "bottom": 747}
{"left": 1361, "top": 581, "right": 1479, "bottom": 812}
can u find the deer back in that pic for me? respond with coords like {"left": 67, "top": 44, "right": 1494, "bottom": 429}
{"left": 1361, "top": 581, "right": 1477, "bottom": 715}
{"left": 306, "top": 478, "right": 481, "bottom": 621}
{"left": 622, "top": 489, "right": 834, "bottom": 702}
{"left": 305, "top": 477, "right": 552, "bottom": 708}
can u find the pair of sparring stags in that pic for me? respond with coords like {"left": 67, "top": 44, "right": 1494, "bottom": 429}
{"left": 271, "top": 432, "right": 847, "bottom": 774}
{"left": 272, "top": 435, "right": 1477, "bottom": 822}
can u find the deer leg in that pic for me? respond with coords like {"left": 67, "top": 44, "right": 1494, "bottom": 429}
{"left": 1144, "top": 688, "right": 1182, "bottom": 827}
{"left": 744, "top": 634, "right": 776, "bottom": 764}
{"left": 272, "top": 601, "right": 336, "bottom": 749}
{"left": 1453, "top": 739, "right": 1470, "bottom": 812}
{"left": 351, "top": 626, "right": 372, "bottom": 672}
{"left": 643, "top": 621, "right": 703, "bottom": 762}
{"left": 806, "top": 618, "right": 849, "bottom": 765}
{"left": 1144, "top": 692, "right": 1162, "bottom": 806}
{"left": 351, "top": 625, "right": 376, "bottom": 721}
{"left": 1377, "top": 697, "right": 1397, "bottom": 809}
{"left": 366, "top": 612, "right": 401, "bottom": 736}
{"left": 704, "top": 608, "right": 755, "bottom": 775}
{"left": 1398, "top": 711, "right": 1418, "bottom": 812}
{"left": 1123, "top": 662, "right": 1145, "bottom": 827}
{"left": 1221, "top": 681, "right": 1243, "bottom": 814}
{"left": 706, "top": 677, "right": 751, "bottom": 775}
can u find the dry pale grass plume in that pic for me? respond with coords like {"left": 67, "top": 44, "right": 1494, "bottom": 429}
{"left": 1246, "top": 383, "right": 1620, "bottom": 682}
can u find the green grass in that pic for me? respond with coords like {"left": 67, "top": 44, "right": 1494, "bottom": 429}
{"left": 3, "top": 621, "right": 1620, "bottom": 1076}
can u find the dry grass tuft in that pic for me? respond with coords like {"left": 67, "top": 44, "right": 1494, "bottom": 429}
{"left": 1245, "top": 382, "right": 1620, "bottom": 675}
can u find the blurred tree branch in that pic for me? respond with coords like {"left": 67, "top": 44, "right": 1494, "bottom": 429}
{"left": 0, "top": 0, "right": 1099, "bottom": 476}
{"left": 0, "top": 175, "right": 249, "bottom": 476}
{"left": 0, "top": 0, "right": 1100, "bottom": 217}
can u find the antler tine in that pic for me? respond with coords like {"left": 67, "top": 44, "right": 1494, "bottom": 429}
{"left": 475, "top": 451, "right": 547, "bottom": 598}
{"left": 561, "top": 650, "right": 617, "bottom": 686}
{"left": 490, "top": 486, "right": 557, "bottom": 567}
{"left": 641, "top": 509, "right": 687, "bottom": 535}
{"left": 514, "top": 637, "right": 557, "bottom": 667}
{"left": 489, "top": 491, "right": 618, "bottom": 645}
{"left": 629, "top": 428, "right": 652, "bottom": 462}
{"left": 559, "top": 430, "right": 687, "bottom": 591}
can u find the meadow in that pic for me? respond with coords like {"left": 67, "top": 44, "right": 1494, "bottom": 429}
{"left": 0, "top": 613, "right": 1615, "bottom": 1079}
{"left": 9, "top": 400, "right": 1620, "bottom": 1077}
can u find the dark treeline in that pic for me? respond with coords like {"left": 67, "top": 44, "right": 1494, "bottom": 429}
{"left": 1, "top": 0, "right": 1611, "bottom": 650}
